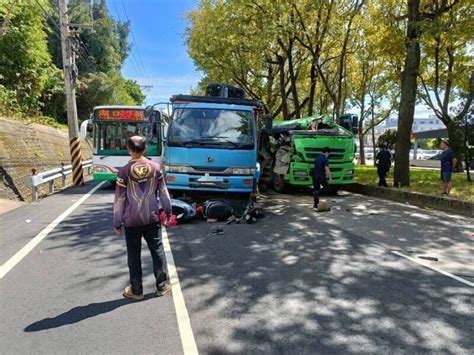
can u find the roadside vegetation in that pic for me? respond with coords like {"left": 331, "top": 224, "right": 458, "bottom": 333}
{"left": 0, "top": 0, "right": 145, "bottom": 124}
{"left": 355, "top": 165, "right": 474, "bottom": 203}
{"left": 187, "top": 0, "right": 473, "bottom": 186}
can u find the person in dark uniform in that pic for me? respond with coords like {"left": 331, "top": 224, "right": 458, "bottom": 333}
{"left": 313, "top": 147, "right": 332, "bottom": 211}
{"left": 375, "top": 145, "right": 392, "bottom": 187}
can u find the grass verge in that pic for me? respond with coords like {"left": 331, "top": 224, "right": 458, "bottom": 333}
{"left": 0, "top": 114, "right": 68, "bottom": 130}
{"left": 355, "top": 165, "right": 473, "bottom": 203}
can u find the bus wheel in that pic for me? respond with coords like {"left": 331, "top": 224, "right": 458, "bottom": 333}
{"left": 272, "top": 173, "right": 287, "bottom": 193}
{"left": 109, "top": 181, "right": 116, "bottom": 188}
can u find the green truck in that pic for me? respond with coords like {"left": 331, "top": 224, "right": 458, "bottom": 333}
{"left": 258, "top": 115, "right": 357, "bottom": 192}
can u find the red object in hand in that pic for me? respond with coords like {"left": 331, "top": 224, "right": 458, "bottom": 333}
{"left": 160, "top": 211, "right": 177, "bottom": 227}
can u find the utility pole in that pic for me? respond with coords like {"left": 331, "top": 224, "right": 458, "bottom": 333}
{"left": 58, "top": 0, "right": 84, "bottom": 186}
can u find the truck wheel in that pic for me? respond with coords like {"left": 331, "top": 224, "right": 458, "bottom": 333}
{"left": 327, "top": 185, "right": 340, "bottom": 195}
{"left": 272, "top": 173, "right": 287, "bottom": 193}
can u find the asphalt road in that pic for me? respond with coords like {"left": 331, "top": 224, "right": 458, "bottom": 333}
{"left": 0, "top": 182, "right": 473, "bottom": 354}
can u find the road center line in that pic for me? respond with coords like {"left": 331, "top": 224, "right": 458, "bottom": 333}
{"left": 162, "top": 227, "right": 199, "bottom": 355}
{"left": 0, "top": 182, "right": 106, "bottom": 279}
{"left": 391, "top": 250, "right": 474, "bottom": 287}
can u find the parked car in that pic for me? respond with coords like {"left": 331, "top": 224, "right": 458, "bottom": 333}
{"left": 364, "top": 148, "right": 374, "bottom": 160}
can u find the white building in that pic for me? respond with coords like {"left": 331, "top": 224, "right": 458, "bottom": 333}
{"left": 384, "top": 115, "right": 445, "bottom": 133}
{"left": 365, "top": 115, "right": 445, "bottom": 147}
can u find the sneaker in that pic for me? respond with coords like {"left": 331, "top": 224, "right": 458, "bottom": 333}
{"left": 156, "top": 283, "right": 171, "bottom": 297}
{"left": 123, "top": 286, "right": 144, "bottom": 301}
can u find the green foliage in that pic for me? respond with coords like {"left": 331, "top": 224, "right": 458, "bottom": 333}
{"left": 0, "top": 0, "right": 144, "bottom": 124}
{"left": 0, "top": 0, "right": 62, "bottom": 115}
{"left": 76, "top": 72, "right": 144, "bottom": 120}
{"left": 425, "top": 138, "right": 442, "bottom": 150}
{"left": 377, "top": 129, "right": 397, "bottom": 150}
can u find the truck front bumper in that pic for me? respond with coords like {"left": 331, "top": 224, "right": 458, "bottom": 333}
{"left": 165, "top": 173, "right": 255, "bottom": 193}
{"left": 287, "top": 161, "right": 354, "bottom": 186}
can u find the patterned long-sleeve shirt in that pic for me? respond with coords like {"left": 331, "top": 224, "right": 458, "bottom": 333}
{"left": 113, "top": 158, "right": 172, "bottom": 228}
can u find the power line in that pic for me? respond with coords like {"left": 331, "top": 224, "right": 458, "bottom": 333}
{"left": 118, "top": 0, "right": 159, "bottom": 103}
{"left": 111, "top": 0, "right": 146, "bottom": 80}
{"left": 71, "top": 33, "right": 97, "bottom": 72}
{"left": 33, "top": 0, "right": 96, "bottom": 73}
{"left": 120, "top": 0, "right": 150, "bottom": 79}
{"left": 111, "top": 0, "right": 157, "bottom": 103}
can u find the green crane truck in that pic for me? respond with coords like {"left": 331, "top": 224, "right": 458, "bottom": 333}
{"left": 258, "top": 115, "right": 357, "bottom": 192}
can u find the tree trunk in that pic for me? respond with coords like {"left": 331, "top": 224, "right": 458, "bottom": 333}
{"left": 371, "top": 108, "right": 377, "bottom": 167}
{"left": 287, "top": 40, "right": 301, "bottom": 118}
{"left": 307, "top": 61, "right": 317, "bottom": 116}
{"left": 446, "top": 120, "right": 465, "bottom": 173}
{"left": 358, "top": 97, "right": 366, "bottom": 165}
{"left": 394, "top": 0, "right": 421, "bottom": 187}
{"left": 278, "top": 57, "right": 289, "bottom": 119}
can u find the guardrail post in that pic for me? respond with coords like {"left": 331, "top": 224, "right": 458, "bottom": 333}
{"left": 61, "top": 162, "right": 66, "bottom": 187}
{"left": 31, "top": 168, "right": 38, "bottom": 201}
{"left": 48, "top": 180, "right": 54, "bottom": 194}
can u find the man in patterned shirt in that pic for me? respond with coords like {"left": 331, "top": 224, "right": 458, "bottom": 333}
{"left": 114, "top": 136, "right": 172, "bottom": 300}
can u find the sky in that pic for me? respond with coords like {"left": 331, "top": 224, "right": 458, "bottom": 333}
{"left": 106, "top": 0, "right": 201, "bottom": 105}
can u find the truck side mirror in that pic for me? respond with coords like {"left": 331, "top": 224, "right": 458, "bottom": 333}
{"left": 352, "top": 116, "right": 359, "bottom": 135}
{"left": 144, "top": 105, "right": 154, "bottom": 119}
{"left": 262, "top": 114, "right": 273, "bottom": 130}
{"left": 80, "top": 119, "right": 92, "bottom": 140}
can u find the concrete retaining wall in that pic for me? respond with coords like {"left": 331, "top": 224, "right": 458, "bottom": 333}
{"left": 342, "top": 183, "right": 474, "bottom": 218}
{"left": 0, "top": 118, "right": 92, "bottom": 202}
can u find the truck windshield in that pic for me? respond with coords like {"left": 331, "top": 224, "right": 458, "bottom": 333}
{"left": 95, "top": 121, "right": 160, "bottom": 155}
{"left": 168, "top": 108, "right": 255, "bottom": 149}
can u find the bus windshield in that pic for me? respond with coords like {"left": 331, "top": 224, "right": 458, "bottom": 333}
{"left": 94, "top": 121, "right": 160, "bottom": 155}
{"left": 167, "top": 108, "right": 255, "bottom": 149}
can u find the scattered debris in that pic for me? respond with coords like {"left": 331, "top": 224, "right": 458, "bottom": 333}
{"left": 418, "top": 256, "right": 439, "bottom": 261}
{"left": 208, "top": 228, "right": 224, "bottom": 237}
{"left": 315, "top": 200, "right": 331, "bottom": 212}
{"left": 202, "top": 200, "right": 234, "bottom": 221}
{"left": 170, "top": 199, "right": 196, "bottom": 221}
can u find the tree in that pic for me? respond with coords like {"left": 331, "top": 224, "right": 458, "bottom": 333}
{"left": 76, "top": 72, "right": 145, "bottom": 120}
{"left": 350, "top": 2, "right": 401, "bottom": 165}
{"left": 393, "top": 0, "right": 460, "bottom": 187}
{"left": 0, "top": 0, "right": 62, "bottom": 114}
{"left": 187, "top": 0, "right": 366, "bottom": 119}
{"left": 377, "top": 129, "right": 397, "bottom": 150}
{"left": 418, "top": 0, "right": 473, "bottom": 173}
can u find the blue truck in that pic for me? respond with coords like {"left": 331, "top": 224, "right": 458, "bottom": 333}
{"left": 162, "top": 88, "right": 263, "bottom": 197}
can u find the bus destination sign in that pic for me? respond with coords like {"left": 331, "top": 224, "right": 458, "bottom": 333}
{"left": 95, "top": 109, "right": 145, "bottom": 121}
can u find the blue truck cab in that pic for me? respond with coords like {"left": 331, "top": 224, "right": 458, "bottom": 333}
{"left": 163, "top": 94, "right": 263, "bottom": 195}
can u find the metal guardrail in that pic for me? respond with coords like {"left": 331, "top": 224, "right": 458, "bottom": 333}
{"left": 26, "top": 160, "right": 92, "bottom": 201}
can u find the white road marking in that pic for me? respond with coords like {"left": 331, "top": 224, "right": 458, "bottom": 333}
{"left": 391, "top": 251, "right": 474, "bottom": 287}
{"left": 0, "top": 182, "right": 106, "bottom": 279}
{"left": 162, "top": 227, "right": 199, "bottom": 355}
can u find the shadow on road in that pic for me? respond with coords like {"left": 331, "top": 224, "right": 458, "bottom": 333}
{"left": 168, "top": 192, "right": 474, "bottom": 353}
{"left": 24, "top": 294, "right": 156, "bottom": 332}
